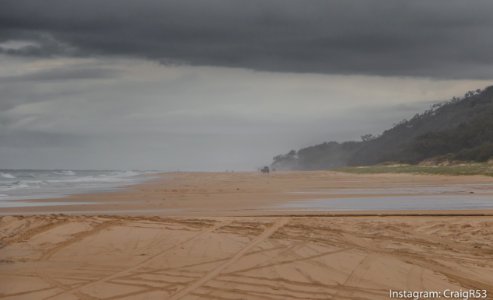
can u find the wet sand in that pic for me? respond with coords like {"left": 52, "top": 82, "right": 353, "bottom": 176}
{"left": 2, "top": 171, "right": 493, "bottom": 216}
{"left": 1, "top": 172, "right": 493, "bottom": 299}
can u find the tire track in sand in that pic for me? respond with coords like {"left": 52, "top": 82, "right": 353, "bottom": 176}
{"left": 333, "top": 253, "right": 377, "bottom": 299}
{"left": 39, "top": 220, "right": 120, "bottom": 261}
{"left": 43, "top": 219, "right": 230, "bottom": 300}
{"left": 1, "top": 218, "right": 68, "bottom": 248}
{"left": 168, "top": 217, "right": 289, "bottom": 300}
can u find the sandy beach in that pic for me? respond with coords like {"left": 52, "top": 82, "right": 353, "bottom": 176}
{"left": 2, "top": 171, "right": 493, "bottom": 216}
{"left": 1, "top": 172, "right": 493, "bottom": 299}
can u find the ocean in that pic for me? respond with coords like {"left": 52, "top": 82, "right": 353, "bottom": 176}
{"left": 0, "top": 170, "right": 154, "bottom": 204}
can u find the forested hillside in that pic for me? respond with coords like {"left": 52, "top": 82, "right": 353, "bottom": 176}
{"left": 272, "top": 86, "right": 493, "bottom": 170}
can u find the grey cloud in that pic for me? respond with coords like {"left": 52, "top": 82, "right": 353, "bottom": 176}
{"left": 0, "top": 66, "right": 119, "bottom": 82}
{"left": 0, "top": 78, "right": 94, "bottom": 112}
{"left": 0, "top": 31, "right": 76, "bottom": 57}
{"left": 1, "top": 0, "right": 493, "bottom": 78}
{"left": 0, "top": 129, "right": 85, "bottom": 148}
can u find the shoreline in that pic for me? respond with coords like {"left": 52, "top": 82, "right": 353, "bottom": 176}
{"left": 2, "top": 171, "right": 493, "bottom": 216}
{"left": 0, "top": 170, "right": 159, "bottom": 204}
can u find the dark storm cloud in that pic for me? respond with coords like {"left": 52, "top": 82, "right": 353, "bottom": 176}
{"left": 0, "top": 67, "right": 119, "bottom": 83}
{"left": 1, "top": 0, "right": 493, "bottom": 78}
{"left": 0, "top": 31, "right": 76, "bottom": 57}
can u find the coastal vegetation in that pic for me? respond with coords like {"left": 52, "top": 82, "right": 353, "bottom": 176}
{"left": 272, "top": 86, "right": 493, "bottom": 170}
{"left": 337, "top": 162, "right": 493, "bottom": 177}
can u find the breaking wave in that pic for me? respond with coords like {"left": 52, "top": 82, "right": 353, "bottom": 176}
{"left": 0, "top": 170, "right": 154, "bottom": 201}
{"left": 0, "top": 172, "right": 16, "bottom": 179}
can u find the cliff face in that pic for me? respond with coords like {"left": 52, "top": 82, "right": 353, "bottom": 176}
{"left": 272, "top": 86, "right": 493, "bottom": 170}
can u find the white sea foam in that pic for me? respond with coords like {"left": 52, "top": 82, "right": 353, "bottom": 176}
{"left": 0, "top": 170, "right": 153, "bottom": 202}
{"left": 108, "top": 170, "right": 140, "bottom": 177}
{"left": 55, "top": 170, "right": 76, "bottom": 176}
{"left": 0, "top": 172, "right": 16, "bottom": 179}
{"left": 0, "top": 181, "right": 38, "bottom": 192}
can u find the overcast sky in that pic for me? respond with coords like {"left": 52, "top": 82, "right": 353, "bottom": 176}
{"left": 1, "top": 0, "right": 492, "bottom": 170}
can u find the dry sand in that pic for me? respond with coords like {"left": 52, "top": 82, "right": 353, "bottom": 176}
{"left": 1, "top": 171, "right": 493, "bottom": 299}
